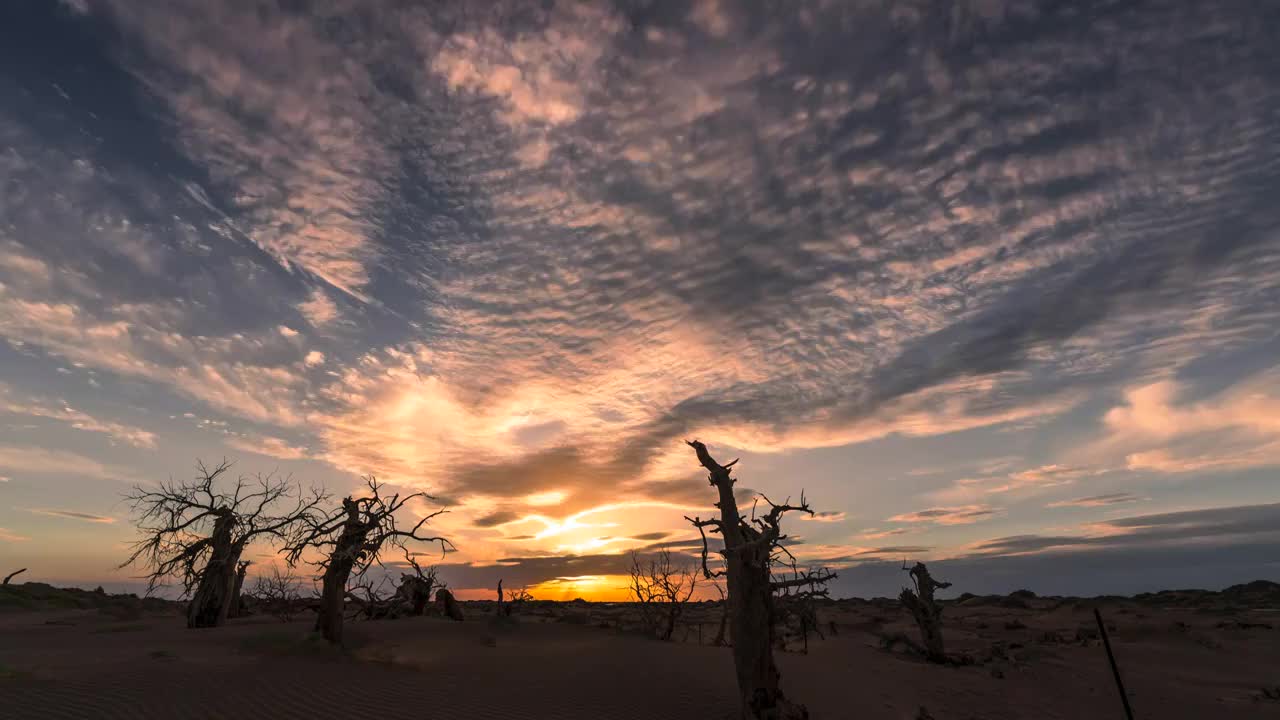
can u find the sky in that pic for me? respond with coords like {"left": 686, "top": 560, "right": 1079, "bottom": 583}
{"left": 0, "top": 0, "right": 1278, "bottom": 601}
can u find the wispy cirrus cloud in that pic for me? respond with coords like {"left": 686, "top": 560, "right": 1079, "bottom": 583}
{"left": 0, "top": 385, "right": 155, "bottom": 448}
{"left": 25, "top": 508, "right": 115, "bottom": 524}
{"left": 888, "top": 505, "right": 998, "bottom": 526}
{"left": 224, "top": 435, "right": 309, "bottom": 461}
{"left": 0, "top": 446, "right": 134, "bottom": 483}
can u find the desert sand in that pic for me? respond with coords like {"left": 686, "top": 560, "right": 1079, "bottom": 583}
{"left": 1, "top": 583, "right": 1278, "bottom": 719}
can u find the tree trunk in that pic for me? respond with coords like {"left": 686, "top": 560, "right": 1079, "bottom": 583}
{"left": 315, "top": 500, "right": 370, "bottom": 644}
{"left": 698, "top": 445, "right": 807, "bottom": 720}
{"left": 437, "top": 588, "right": 465, "bottom": 621}
{"left": 316, "top": 556, "right": 355, "bottom": 643}
{"left": 728, "top": 542, "right": 805, "bottom": 719}
{"left": 228, "top": 561, "right": 249, "bottom": 619}
{"left": 187, "top": 513, "right": 238, "bottom": 629}
{"left": 663, "top": 602, "right": 681, "bottom": 641}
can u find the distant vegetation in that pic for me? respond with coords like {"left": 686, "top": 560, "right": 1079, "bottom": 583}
{"left": 0, "top": 582, "right": 180, "bottom": 616}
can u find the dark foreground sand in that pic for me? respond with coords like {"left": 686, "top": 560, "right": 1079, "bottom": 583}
{"left": 1, "top": 593, "right": 1278, "bottom": 719}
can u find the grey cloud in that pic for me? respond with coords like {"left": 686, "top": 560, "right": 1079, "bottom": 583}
{"left": 26, "top": 507, "right": 115, "bottom": 523}
{"left": 857, "top": 546, "right": 931, "bottom": 556}
{"left": 473, "top": 511, "right": 520, "bottom": 528}
{"left": 1048, "top": 492, "right": 1141, "bottom": 508}
{"left": 968, "top": 503, "right": 1280, "bottom": 558}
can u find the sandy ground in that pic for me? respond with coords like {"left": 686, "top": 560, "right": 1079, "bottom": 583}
{"left": 1, "top": 598, "right": 1278, "bottom": 719}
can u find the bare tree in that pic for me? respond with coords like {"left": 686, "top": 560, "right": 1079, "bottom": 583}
{"left": 712, "top": 582, "right": 730, "bottom": 647}
{"left": 3, "top": 568, "right": 27, "bottom": 585}
{"left": 396, "top": 552, "right": 443, "bottom": 616}
{"left": 684, "top": 440, "right": 836, "bottom": 719}
{"left": 345, "top": 576, "right": 402, "bottom": 621}
{"left": 249, "top": 564, "right": 303, "bottom": 622}
{"left": 506, "top": 585, "right": 534, "bottom": 606}
{"left": 120, "top": 460, "right": 327, "bottom": 628}
{"left": 284, "top": 475, "right": 452, "bottom": 644}
{"left": 899, "top": 561, "right": 952, "bottom": 663}
{"left": 773, "top": 558, "right": 833, "bottom": 654}
{"left": 628, "top": 548, "right": 698, "bottom": 641}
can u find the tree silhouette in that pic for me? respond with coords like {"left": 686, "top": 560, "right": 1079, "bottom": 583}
{"left": 628, "top": 547, "right": 698, "bottom": 641}
{"left": 284, "top": 475, "right": 451, "bottom": 644}
{"left": 684, "top": 440, "right": 835, "bottom": 719}
{"left": 120, "top": 460, "right": 326, "bottom": 628}
{"left": 899, "top": 561, "right": 952, "bottom": 663}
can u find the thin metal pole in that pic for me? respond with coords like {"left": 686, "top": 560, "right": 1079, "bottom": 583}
{"left": 1094, "top": 608, "right": 1135, "bottom": 720}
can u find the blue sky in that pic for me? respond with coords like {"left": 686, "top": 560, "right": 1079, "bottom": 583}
{"left": 0, "top": 0, "right": 1278, "bottom": 599}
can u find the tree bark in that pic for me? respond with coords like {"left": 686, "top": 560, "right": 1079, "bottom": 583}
{"left": 315, "top": 500, "right": 368, "bottom": 644}
{"left": 692, "top": 442, "right": 807, "bottom": 720}
{"left": 187, "top": 512, "right": 239, "bottom": 629}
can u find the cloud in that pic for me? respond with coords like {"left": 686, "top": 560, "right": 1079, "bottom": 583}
{"left": 303, "top": 351, "right": 325, "bottom": 367}
{"left": 1088, "top": 371, "right": 1280, "bottom": 474}
{"left": 474, "top": 511, "right": 520, "bottom": 528}
{"left": 857, "top": 528, "right": 910, "bottom": 540}
{"left": 857, "top": 546, "right": 932, "bottom": 556}
{"left": 297, "top": 289, "right": 339, "bottom": 327}
{"left": 1048, "top": 493, "right": 1142, "bottom": 508}
{"left": 888, "top": 505, "right": 997, "bottom": 526}
{"left": 105, "top": 2, "right": 400, "bottom": 297}
{"left": 966, "top": 502, "right": 1280, "bottom": 558}
{"left": 225, "top": 435, "right": 309, "bottom": 461}
{"left": 801, "top": 511, "right": 847, "bottom": 523}
{"left": 0, "top": 446, "right": 133, "bottom": 483}
{"left": 0, "top": 528, "right": 30, "bottom": 543}
{"left": 0, "top": 387, "right": 156, "bottom": 448}
{"left": 26, "top": 508, "right": 116, "bottom": 524}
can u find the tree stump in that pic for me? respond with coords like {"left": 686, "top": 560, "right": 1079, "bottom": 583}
{"left": 437, "top": 588, "right": 465, "bottom": 621}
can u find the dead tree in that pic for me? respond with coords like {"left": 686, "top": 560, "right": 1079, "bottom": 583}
{"left": 284, "top": 475, "right": 452, "bottom": 644}
{"left": 396, "top": 552, "right": 442, "bottom": 616}
{"left": 899, "top": 561, "right": 952, "bottom": 663}
{"left": 120, "top": 460, "right": 326, "bottom": 629}
{"left": 712, "top": 582, "right": 730, "bottom": 647}
{"left": 249, "top": 564, "right": 303, "bottom": 622}
{"left": 437, "top": 587, "right": 465, "bottom": 621}
{"left": 3, "top": 568, "right": 27, "bottom": 585}
{"left": 497, "top": 578, "right": 508, "bottom": 616}
{"left": 507, "top": 585, "right": 534, "bottom": 608}
{"left": 346, "top": 576, "right": 403, "bottom": 620}
{"left": 685, "top": 440, "right": 836, "bottom": 719}
{"left": 773, "top": 558, "right": 832, "bottom": 654}
{"left": 628, "top": 548, "right": 698, "bottom": 641}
